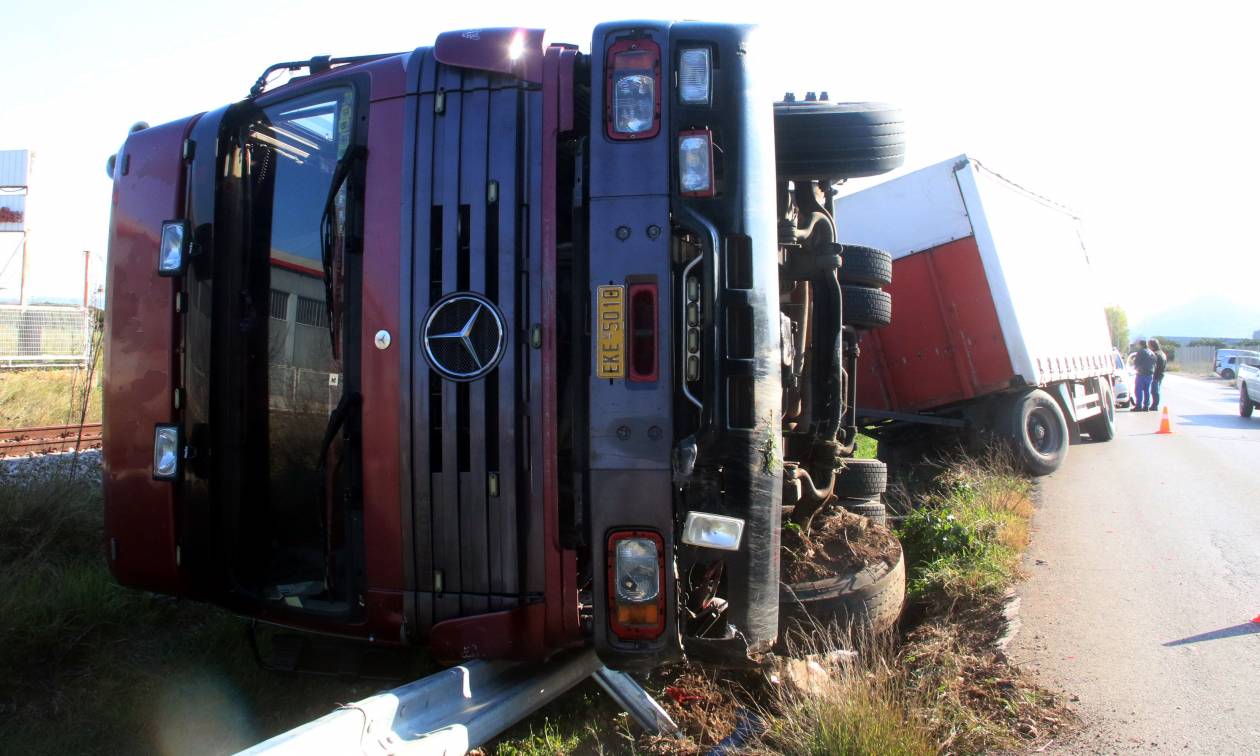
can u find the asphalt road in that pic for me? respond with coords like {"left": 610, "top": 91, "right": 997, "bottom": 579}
{"left": 1008, "top": 373, "right": 1260, "bottom": 754}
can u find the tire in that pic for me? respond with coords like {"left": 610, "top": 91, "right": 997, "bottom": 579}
{"left": 833, "top": 458, "right": 887, "bottom": 498}
{"left": 1005, "top": 389, "right": 1069, "bottom": 476}
{"left": 780, "top": 551, "right": 905, "bottom": 636}
{"left": 773, "top": 102, "right": 905, "bottom": 181}
{"left": 1222, "top": 369, "right": 1235, "bottom": 380}
{"left": 837, "top": 497, "right": 887, "bottom": 527}
{"left": 1080, "top": 379, "right": 1116, "bottom": 442}
{"left": 1241, "top": 384, "right": 1254, "bottom": 418}
{"left": 838, "top": 245, "right": 893, "bottom": 288}
{"left": 841, "top": 286, "right": 892, "bottom": 330}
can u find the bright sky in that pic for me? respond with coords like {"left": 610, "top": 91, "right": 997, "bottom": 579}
{"left": 1, "top": 0, "right": 1256, "bottom": 324}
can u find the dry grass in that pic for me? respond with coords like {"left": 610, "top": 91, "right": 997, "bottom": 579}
{"left": 900, "top": 602, "right": 1072, "bottom": 753}
{"left": 0, "top": 367, "right": 101, "bottom": 428}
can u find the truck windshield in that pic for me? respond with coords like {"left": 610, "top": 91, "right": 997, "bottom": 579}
{"left": 245, "top": 86, "right": 358, "bottom": 598}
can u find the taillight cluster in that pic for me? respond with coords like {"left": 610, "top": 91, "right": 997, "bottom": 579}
{"left": 607, "top": 39, "right": 660, "bottom": 139}
{"left": 607, "top": 531, "right": 666, "bottom": 640}
{"left": 606, "top": 37, "right": 715, "bottom": 197}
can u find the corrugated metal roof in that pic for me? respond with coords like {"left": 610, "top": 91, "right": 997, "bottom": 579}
{"left": 0, "top": 150, "right": 30, "bottom": 188}
{"left": 0, "top": 195, "right": 26, "bottom": 232}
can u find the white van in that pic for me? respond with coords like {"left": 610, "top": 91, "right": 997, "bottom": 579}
{"left": 1214, "top": 349, "right": 1260, "bottom": 380}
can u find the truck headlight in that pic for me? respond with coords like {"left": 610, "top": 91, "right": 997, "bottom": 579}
{"left": 153, "top": 425, "right": 180, "bottom": 479}
{"left": 614, "top": 537, "right": 660, "bottom": 603}
{"left": 681, "top": 512, "right": 744, "bottom": 551}
{"left": 677, "top": 47, "right": 711, "bottom": 105}
{"left": 157, "top": 220, "right": 190, "bottom": 276}
{"left": 607, "top": 39, "right": 661, "bottom": 139}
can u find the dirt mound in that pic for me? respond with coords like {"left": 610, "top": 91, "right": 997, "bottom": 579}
{"left": 781, "top": 508, "right": 901, "bottom": 584}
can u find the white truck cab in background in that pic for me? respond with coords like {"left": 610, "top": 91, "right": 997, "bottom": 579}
{"left": 1215, "top": 348, "right": 1260, "bottom": 381}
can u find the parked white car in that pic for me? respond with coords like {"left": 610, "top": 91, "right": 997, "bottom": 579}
{"left": 1111, "top": 349, "right": 1132, "bottom": 408}
{"left": 1239, "top": 359, "right": 1260, "bottom": 418}
{"left": 1215, "top": 348, "right": 1260, "bottom": 381}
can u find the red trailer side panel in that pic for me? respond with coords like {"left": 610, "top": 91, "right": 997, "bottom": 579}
{"left": 856, "top": 236, "right": 1013, "bottom": 412}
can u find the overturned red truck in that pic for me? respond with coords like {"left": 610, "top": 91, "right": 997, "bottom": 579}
{"left": 103, "top": 22, "right": 905, "bottom": 670}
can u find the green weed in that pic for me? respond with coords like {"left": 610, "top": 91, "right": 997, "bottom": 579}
{"left": 896, "top": 458, "right": 1033, "bottom": 602}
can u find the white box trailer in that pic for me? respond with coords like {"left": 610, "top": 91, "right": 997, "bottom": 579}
{"left": 834, "top": 155, "right": 1117, "bottom": 474}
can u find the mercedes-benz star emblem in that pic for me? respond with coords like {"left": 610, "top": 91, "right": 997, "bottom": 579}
{"left": 421, "top": 293, "right": 507, "bottom": 381}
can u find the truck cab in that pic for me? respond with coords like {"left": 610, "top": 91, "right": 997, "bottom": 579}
{"left": 103, "top": 22, "right": 903, "bottom": 670}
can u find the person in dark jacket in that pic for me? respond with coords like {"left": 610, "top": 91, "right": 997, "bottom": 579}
{"left": 1148, "top": 338, "right": 1167, "bottom": 411}
{"left": 1133, "top": 342, "right": 1156, "bottom": 411}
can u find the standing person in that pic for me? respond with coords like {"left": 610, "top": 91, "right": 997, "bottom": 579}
{"left": 1133, "top": 341, "right": 1156, "bottom": 411}
{"left": 1148, "top": 338, "right": 1167, "bottom": 411}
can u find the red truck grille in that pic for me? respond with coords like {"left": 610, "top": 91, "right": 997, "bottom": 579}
{"left": 407, "top": 54, "right": 538, "bottom": 628}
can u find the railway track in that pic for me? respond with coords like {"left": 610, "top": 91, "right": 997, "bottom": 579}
{"left": 0, "top": 423, "right": 103, "bottom": 457}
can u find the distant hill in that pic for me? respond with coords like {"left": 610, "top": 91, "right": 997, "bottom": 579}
{"left": 1134, "top": 296, "right": 1260, "bottom": 340}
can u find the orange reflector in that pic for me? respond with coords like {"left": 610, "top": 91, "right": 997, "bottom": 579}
{"left": 616, "top": 603, "right": 660, "bottom": 626}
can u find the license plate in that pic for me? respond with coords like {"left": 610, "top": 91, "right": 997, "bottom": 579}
{"left": 596, "top": 285, "right": 625, "bottom": 379}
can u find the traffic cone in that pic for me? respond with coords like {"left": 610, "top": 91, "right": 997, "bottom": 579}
{"left": 1156, "top": 406, "right": 1173, "bottom": 434}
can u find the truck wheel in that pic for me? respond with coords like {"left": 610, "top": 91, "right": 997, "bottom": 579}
{"left": 838, "top": 245, "right": 893, "bottom": 288}
{"left": 1241, "top": 385, "right": 1254, "bottom": 418}
{"left": 1222, "top": 368, "right": 1236, "bottom": 380}
{"left": 780, "top": 551, "right": 905, "bottom": 637}
{"left": 834, "top": 458, "right": 887, "bottom": 498}
{"left": 1006, "top": 389, "right": 1069, "bottom": 476}
{"left": 1080, "top": 380, "right": 1116, "bottom": 442}
{"left": 837, "top": 497, "right": 887, "bottom": 527}
{"left": 841, "top": 286, "right": 892, "bottom": 329}
{"left": 773, "top": 101, "right": 905, "bottom": 181}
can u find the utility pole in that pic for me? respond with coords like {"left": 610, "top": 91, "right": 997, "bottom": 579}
{"left": 82, "top": 250, "right": 90, "bottom": 307}
{"left": 18, "top": 231, "right": 30, "bottom": 306}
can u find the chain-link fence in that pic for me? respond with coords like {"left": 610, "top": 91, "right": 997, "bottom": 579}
{"left": 0, "top": 305, "right": 92, "bottom": 369}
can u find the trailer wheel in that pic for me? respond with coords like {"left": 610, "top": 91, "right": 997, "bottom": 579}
{"left": 837, "top": 497, "right": 887, "bottom": 527}
{"left": 834, "top": 458, "right": 887, "bottom": 498}
{"left": 780, "top": 551, "right": 905, "bottom": 638}
{"left": 1006, "top": 389, "right": 1069, "bottom": 476}
{"left": 1081, "top": 379, "right": 1116, "bottom": 442}
{"left": 841, "top": 286, "right": 892, "bottom": 330}
{"left": 838, "top": 245, "right": 893, "bottom": 288}
{"left": 1241, "top": 384, "right": 1255, "bottom": 418}
{"left": 773, "top": 102, "right": 905, "bottom": 181}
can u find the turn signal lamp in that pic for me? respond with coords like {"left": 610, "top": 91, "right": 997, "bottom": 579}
{"left": 157, "top": 220, "right": 189, "bottom": 276}
{"left": 153, "top": 425, "right": 180, "bottom": 479}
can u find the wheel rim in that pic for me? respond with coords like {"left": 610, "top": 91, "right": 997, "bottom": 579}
{"left": 1026, "top": 408, "right": 1060, "bottom": 456}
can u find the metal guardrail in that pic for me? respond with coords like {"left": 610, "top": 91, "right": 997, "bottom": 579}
{"left": 238, "top": 649, "right": 679, "bottom": 755}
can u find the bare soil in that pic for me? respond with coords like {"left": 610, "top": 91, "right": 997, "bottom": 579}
{"left": 781, "top": 508, "right": 901, "bottom": 584}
